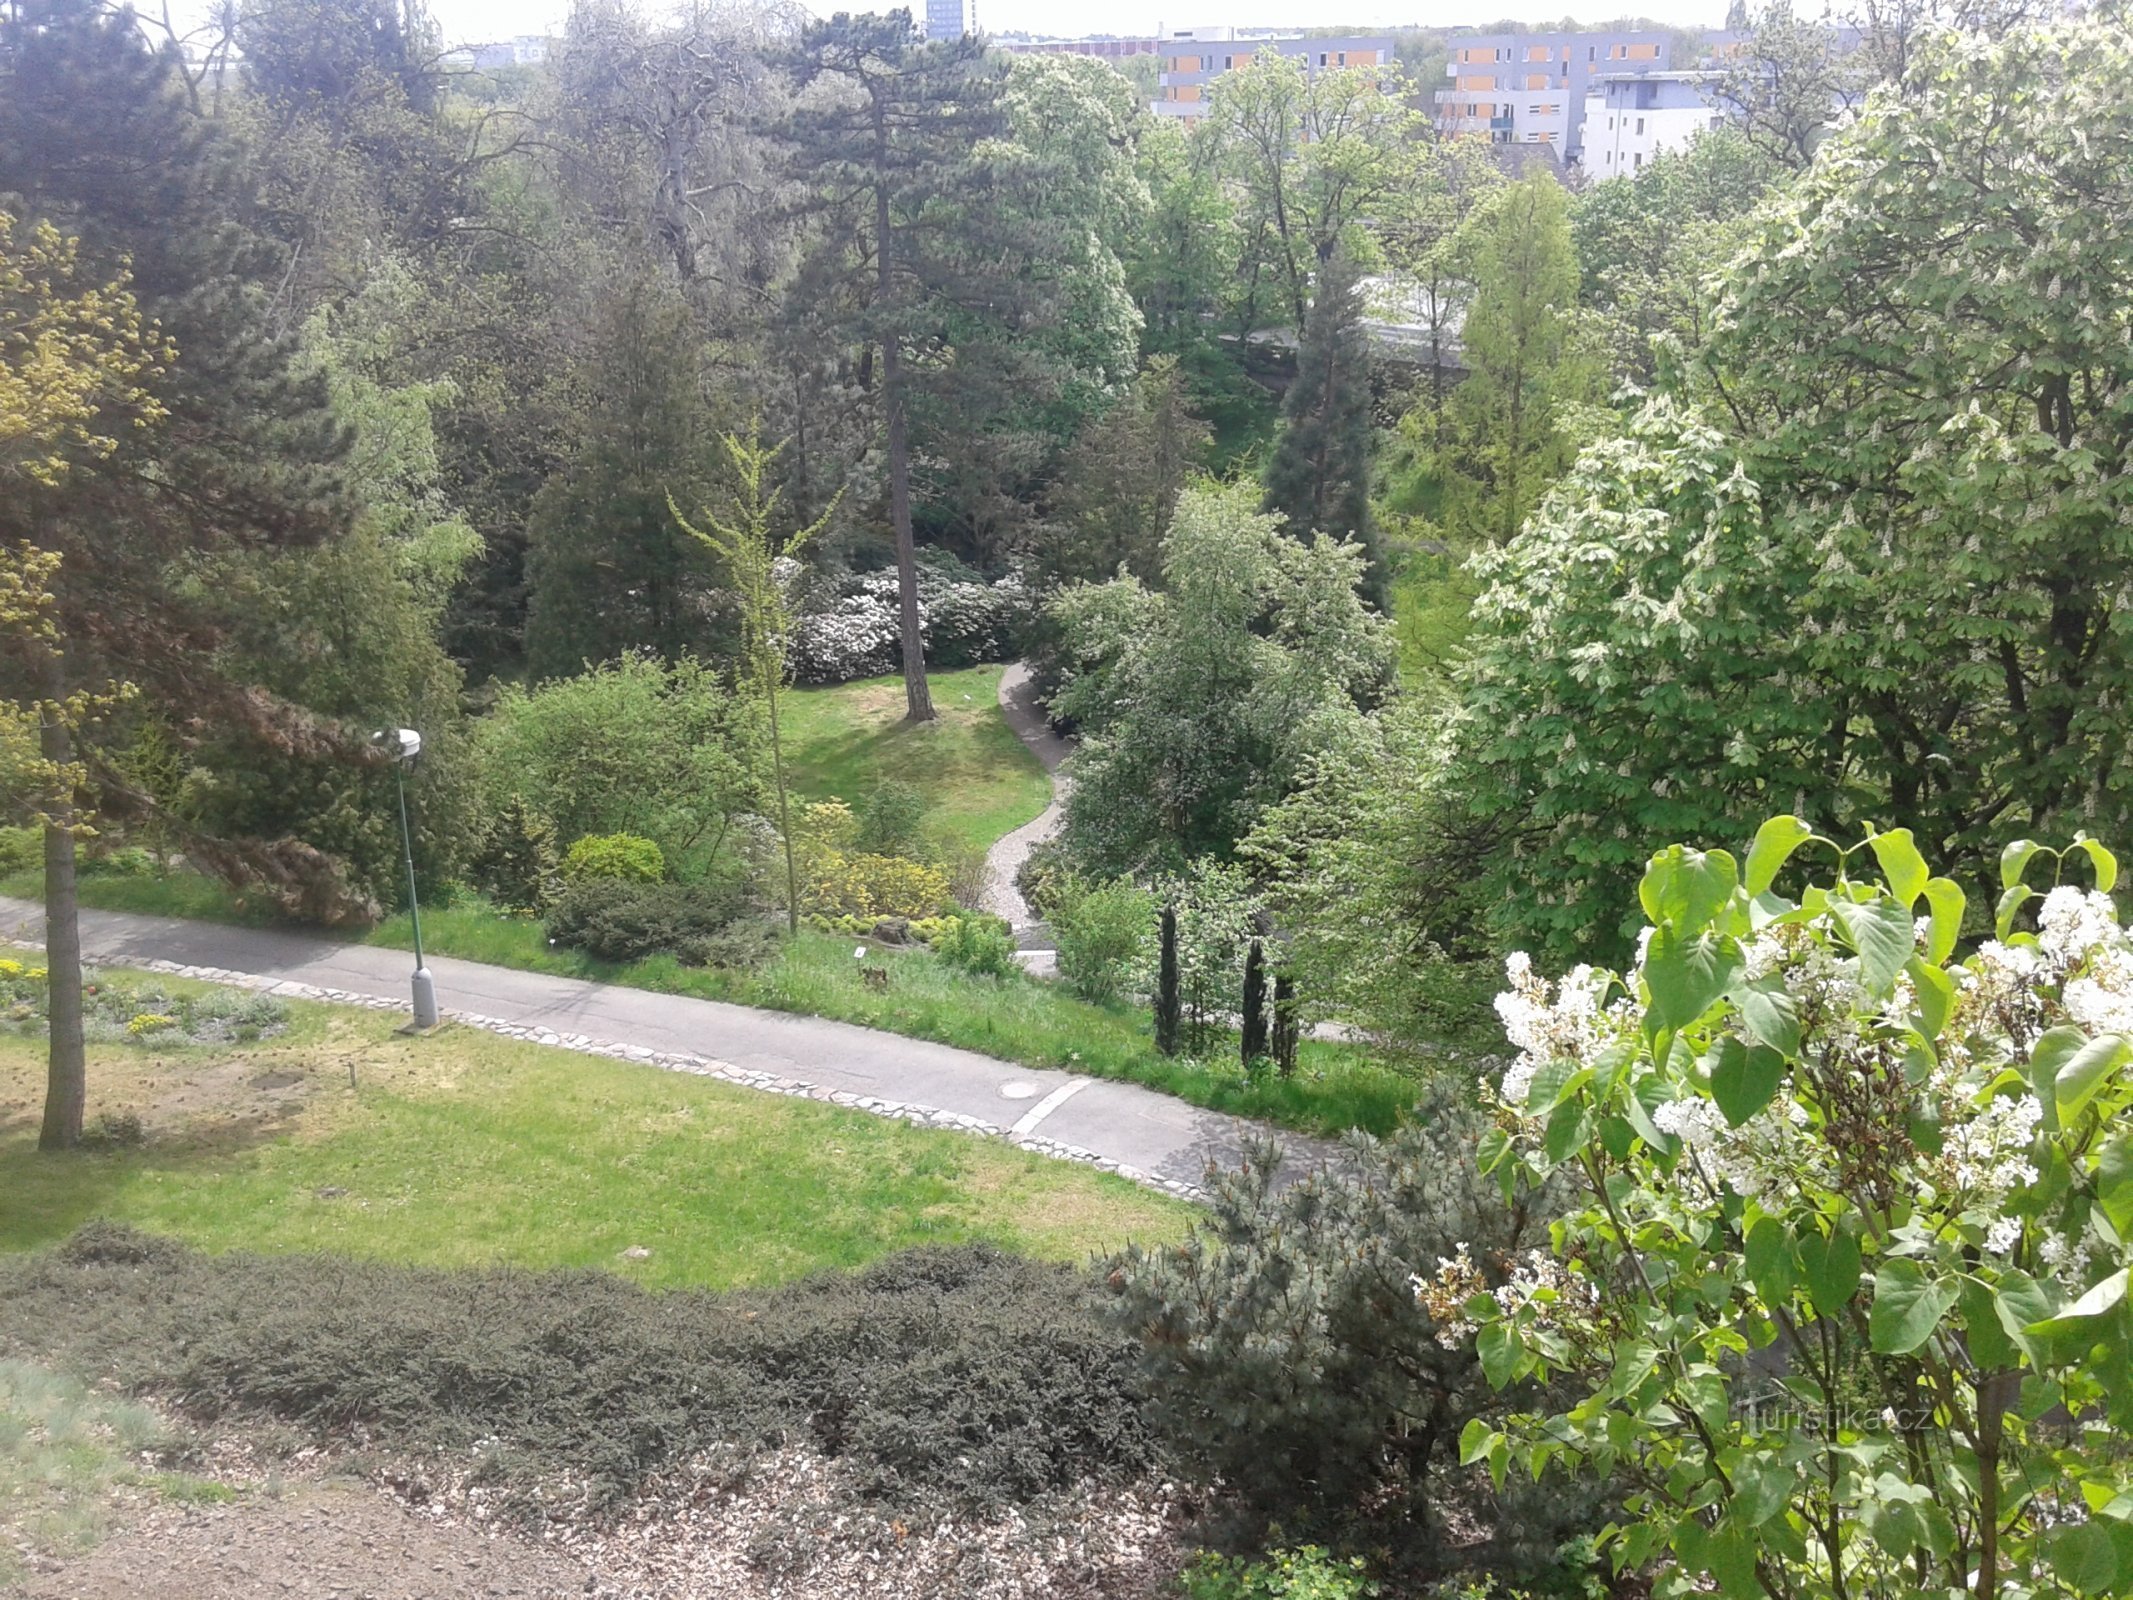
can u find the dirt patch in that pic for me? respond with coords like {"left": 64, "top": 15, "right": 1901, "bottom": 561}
{"left": 11, "top": 1480, "right": 590, "bottom": 1600}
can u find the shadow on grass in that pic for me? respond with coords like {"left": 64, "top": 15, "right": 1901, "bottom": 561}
{"left": 0, "top": 1096, "right": 317, "bottom": 1255}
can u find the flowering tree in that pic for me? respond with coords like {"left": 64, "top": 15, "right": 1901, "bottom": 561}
{"left": 1436, "top": 818, "right": 2133, "bottom": 1600}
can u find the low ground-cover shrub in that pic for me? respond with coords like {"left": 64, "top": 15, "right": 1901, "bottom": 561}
{"left": 560, "top": 831, "right": 666, "bottom": 886}
{"left": 545, "top": 878, "right": 753, "bottom": 966}
{"left": 0, "top": 1228, "right": 1161, "bottom": 1522}
{"left": 1181, "top": 1546, "right": 1378, "bottom": 1600}
{"left": 807, "top": 850, "right": 950, "bottom": 920}
{"left": 0, "top": 961, "right": 288, "bottom": 1047}
{"left": 932, "top": 915, "right": 1017, "bottom": 979}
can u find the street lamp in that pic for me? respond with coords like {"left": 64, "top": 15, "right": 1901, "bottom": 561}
{"left": 375, "top": 727, "right": 439, "bottom": 1032}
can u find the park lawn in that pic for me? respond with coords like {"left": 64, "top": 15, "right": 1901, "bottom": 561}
{"left": 0, "top": 988, "right": 1193, "bottom": 1289}
{"left": 778, "top": 664, "right": 1051, "bottom": 856}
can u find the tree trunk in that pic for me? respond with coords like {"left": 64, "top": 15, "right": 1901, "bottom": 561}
{"left": 875, "top": 167, "right": 933, "bottom": 724}
{"left": 38, "top": 672, "right": 85, "bottom": 1152}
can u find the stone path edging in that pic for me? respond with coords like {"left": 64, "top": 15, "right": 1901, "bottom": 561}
{"left": 6, "top": 944, "right": 1207, "bottom": 1202}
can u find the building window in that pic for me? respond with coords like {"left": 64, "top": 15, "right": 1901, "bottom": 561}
{"left": 1317, "top": 52, "right": 1327, "bottom": 65}
{"left": 1588, "top": 45, "right": 1596, "bottom": 59}
{"left": 1635, "top": 116, "right": 1645, "bottom": 134}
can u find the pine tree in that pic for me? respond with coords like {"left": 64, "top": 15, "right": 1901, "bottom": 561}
{"left": 1261, "top": 255, "right": 1384, "bottom": 605}
{"left": 0, "top": 0, "right": 351, "bottom": 1146}
{"left": 778, "top": 10, "right": 1012, "bottom": 724}
{"left": 1271, "top": 971, "right": 1299, "bottom": 1078}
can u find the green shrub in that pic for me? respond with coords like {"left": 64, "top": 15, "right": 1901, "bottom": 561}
{"left": 855, "top": 780, "right": 929, "bottom": 860}
{"left": 1050, "top": 876, "right": 1153, "bottom": 1004}
{"left": 561, "top": 831, "right": 665, "bottom": 886}
{"left": 0, "top": 824, "right": 40, "bottom": 877}
{"left": 932, "top": 915, "right": 1017, "bottom": 980}
{"left": 1015, "top": 835, "right": 1072, "bottom": 921}
{"left": 806, "top": 850, "right": 950, "bottom": 919}
{"left": 0, "top": 1229, "right": 1162, "bottom": 1522}
{"left": 1107, "top": 1086, "right": 1601, "bottom": 1579}
{"left": 1181, "top": 1546, "right": 1377, "bottom": 1600}
{"left": 545, "top": 878, "right": 747, "bottom": 965}
{"left": 471, "top": 797, "right": 562, "bottom": 914}
{"left": 81, "top": 845, "right": 158, "bottom": 878}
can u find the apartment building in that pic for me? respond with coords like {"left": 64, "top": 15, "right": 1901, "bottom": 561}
{"left": 1155, "top": 27, "right": 1396, "bottom": 123}
{"left": 924, "top": 0, "right": 979, "bottom": 42}
{"left": 999, "top": 36, "right": 1160, "bottom": 58}
{"left": 1435, "top": 29, "right": 1672, "bottom": 160}
{"left": 1583, "top": 71, "right": 1727, "bottom": 175}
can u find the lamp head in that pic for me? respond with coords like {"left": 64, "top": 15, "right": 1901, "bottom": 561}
{"left": 373, "top": 727, "right": 422, "bottom": 765}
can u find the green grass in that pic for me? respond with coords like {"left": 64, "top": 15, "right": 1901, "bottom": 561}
{"left": 0, "top": 1357, "right": 230, "bottom": 1583}
{"left": 1, "top": 870, "right": 1424, "bottom": 1138}
{"left": 779, "top": 664, "right": 1052, "bottom": 856}
{"left": 0, "top": 989, "right": 1193, "bottom": 1288}
{"left": 358, "top": 911, "right": 1419, "bottom": 1138}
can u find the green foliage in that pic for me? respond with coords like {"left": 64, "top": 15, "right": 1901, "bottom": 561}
{"left": 0, "top": 826, "right": 35, "bottom": 877}
{"left": 1052, "top": 483, "right": 1392, "bottom": 876}
{"left": 1262, "top": 255, "right": 1382, "bottom": 604}
{"left": 543, "top": 877, "right": 749, "bottom": 966}
{"left": 930, "top": 914, "right": 1017, "bottom": 980}
{"left": 1108, "top": 1092, "right": 1595, "bottom": 1576}
{"left": 1040, "top": 356, "right": 1211, "bottom": 588}
{"left": 560, "top": 832, "right": 665, "bottom": 886}
{"left": 806, "top": 850, "right": 951, "bottom": 921}
{"left": 1049, "top": 876, "right": 1154, "bottom": 1006}
{"left": 474, "top": 654, "right": 765, "bottom": 874}
{"left": 469, "top": 796, "right": 561, "bottom": 915}
{"left": 1424, "top": 175, "right": 1599, "bottom": 546}
{"left": 1242, "top": 703, "right": 1498, "bottom": 1058}
{"left": 855, "top": 780, "right": 929, "bottom": 861}
{"left": 1455, "top": 821, "right": 2133, "bottom": 1600}
{"left": 0, "top": 1229, "right": 1163, "bottom": 1521}
{"left": 0, "top": 962, "right": 289, "bottom": 1048}
{"left": 1180, "top": 1545, "right": 1377, "bottom": 1600}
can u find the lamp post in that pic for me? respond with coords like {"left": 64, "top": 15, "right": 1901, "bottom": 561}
{"left": 375, "top": 727, "right": 439, "bottom": 1032}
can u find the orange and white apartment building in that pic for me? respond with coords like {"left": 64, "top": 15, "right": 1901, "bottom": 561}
{"left": 1154, "top": 26, "right": 1397, "bottom": 122}
{"left": 1435, "top": 29, "right": 1672, "bottom": 162}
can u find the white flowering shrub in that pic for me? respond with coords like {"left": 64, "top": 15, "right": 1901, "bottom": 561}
{"left": 1443, "top": 817, "right": 2133, "bottom": 1600}
{"left": 786, "top": 564, "right": 1027, "bottom": 685}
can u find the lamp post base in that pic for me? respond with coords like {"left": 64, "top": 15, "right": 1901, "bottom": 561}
{"left": 406, "top": 966, "right": 440, "bottom": 1032}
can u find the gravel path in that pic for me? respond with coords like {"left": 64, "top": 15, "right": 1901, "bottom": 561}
{"left": 979, "top": 661, "right": 1071, "bottom": 933}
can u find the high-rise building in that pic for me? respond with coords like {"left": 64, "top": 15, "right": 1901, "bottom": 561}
{"left": 1154, "top": 26, "right": 1395, "bottom": 123}
{"left": 924, "top": 0, "right": 979, "bottom": 40}
{"left": 1582, "top": 71, "right": 1727, "bottom": 176}
{"left": 1435, "top": 29, "right": 1672, "bottom": 161}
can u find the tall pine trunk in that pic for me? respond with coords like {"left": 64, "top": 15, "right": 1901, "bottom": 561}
{"left": 37, "top": 656, "right": 85, "bottom": 1152}
{"left": 875, "top": 155, "right": 933, "bottom": 725}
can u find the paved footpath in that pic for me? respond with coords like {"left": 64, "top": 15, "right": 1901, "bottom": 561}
{"left": 0, "top": 897, "right": 1339, "bottom": 1199}
{"left": 979, "top": 661, "right": 1072, "bottom": 937}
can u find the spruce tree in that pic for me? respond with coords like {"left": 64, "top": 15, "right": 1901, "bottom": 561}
{"left": 1239, "top": 936, "right": 1269, "bottom": 1067}
{"left": 0, "top": 0, "right": 350, "bottom": 1146}
{"left": 778, "top": 10, "right": 1011, "bottom": 723}
{"left": 1261, "top": 255, "right": 1385, "bottom": 606}
{"left": 1155, "top": 905, "right": 1181, "bottom": 1057}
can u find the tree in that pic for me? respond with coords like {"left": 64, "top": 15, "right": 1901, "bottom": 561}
{"left": 672, "top": 432, "right": 838, "bottom": 933}
{"left": 1457, "top": 20, "right": 2133, "bottom": 965}
{"left": 523, "top": 276, "right": 723, "bottom": 678}
{"left": 1436, "top": 174, "right": 1598, "bottom": 546}
{"left": 1038, "top": 356, "right": 1209, "bottom": 588}
{"left": 1, "top": 210, "right": 157, "bottom": 1148}
{"left": 1708, "top": 1, "right": 1869, "bottom": 170}
{"left": 1050, "top": 482, "right": 1392, "bottom": 876}
{"left": 1376, "top": 133, "right": 1502, "bottom": 456}
{"left": 778, "top": 10, "right": 1011, "bottom": 724}
{"left": 1458, "top": 826, "right": 2133, "bottom": 1600}
{"left": 1261, "top": 254, "right": 1382, "bottom": 605}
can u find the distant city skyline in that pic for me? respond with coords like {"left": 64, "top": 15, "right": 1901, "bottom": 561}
{"left": 192, "top": 0, "right": 1731, "bottom": 53}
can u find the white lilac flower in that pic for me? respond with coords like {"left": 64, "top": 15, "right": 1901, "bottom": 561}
{"left": 2038, "top": 1232, "right": 2103, "bottom": 1296}
{"left": 1984, "top": 1216, "right": 2022, "bottom": 1255}
{"left": 2037, "top": 886, "right": 2119, "bottom": 969}
{"left": 1493, "top": 955, "right": 1616, "bottom": 1110}
{"left": 2063, "top": 943, "right": 2133, "bottom": 1037}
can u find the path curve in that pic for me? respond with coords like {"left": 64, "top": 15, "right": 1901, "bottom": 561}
{"left": 0, "top": 896, "right": 1338, "bottom": 1199}
{"left": 980, "top": 661, "right": 1071, "bottom": 933}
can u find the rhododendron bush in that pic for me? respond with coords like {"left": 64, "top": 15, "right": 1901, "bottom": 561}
{"left": 1444, "top": 817, "right": 2133, "bottom": 1600}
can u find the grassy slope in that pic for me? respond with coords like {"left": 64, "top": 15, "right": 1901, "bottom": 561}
{"left": 779, "top": 664, "right": 1051, "bottom": 856}
{"left": 0, "top": 989, "right": 1192, "bottom": 1289}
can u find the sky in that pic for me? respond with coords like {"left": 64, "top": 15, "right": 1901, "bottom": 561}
{"left": 402, "top": 0, "right": 1730, "bottom": 50}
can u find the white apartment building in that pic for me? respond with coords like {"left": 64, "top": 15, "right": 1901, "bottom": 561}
{"left": 1582, "top": 72, "right": 1727, "bottom": 176}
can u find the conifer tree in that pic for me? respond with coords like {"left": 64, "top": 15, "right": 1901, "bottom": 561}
{"left": 778, "top": 9, "right": 1011, "bottom": 723}
{"left": 1261, "top": 256, "right": 1384, "bottom": 605}
{"left": 0, "top": 0, "right": 352, "bottom": 1146}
